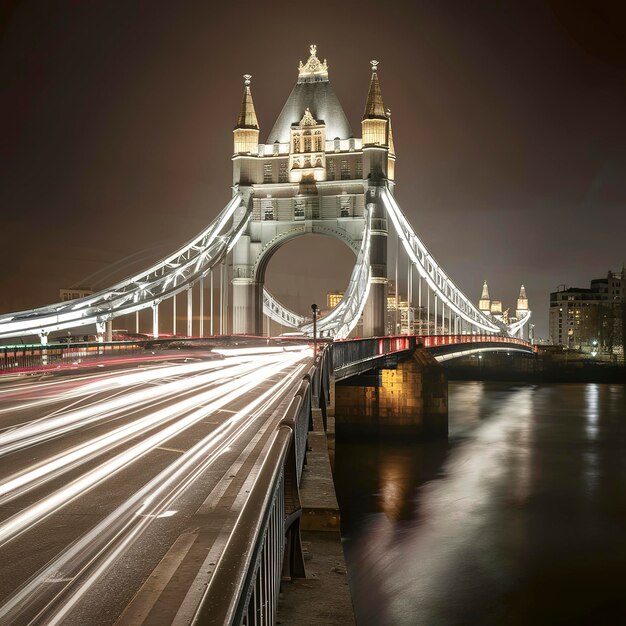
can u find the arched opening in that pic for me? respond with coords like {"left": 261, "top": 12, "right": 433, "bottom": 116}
{"left": 263, "top": 234, "right": 355, "bottom": 335}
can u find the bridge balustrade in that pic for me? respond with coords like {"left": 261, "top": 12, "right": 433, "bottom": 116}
{"left": 195, "top": 350, "right": 317, "bottom": 625}
{"left": 332, "top": 335, "right": 417, "bottom": 373}
{"left": 418, "top": 334, "right": 532, "bottom": 349}
{"left": 0, "top": 341, "right": 145, "bottom": 373}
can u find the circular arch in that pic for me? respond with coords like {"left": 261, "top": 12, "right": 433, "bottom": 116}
{"left": 253, "top": 223, "right": 361, "bottom": 285}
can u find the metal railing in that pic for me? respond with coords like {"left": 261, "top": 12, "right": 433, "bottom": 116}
{"left": 192, "top": 351, "right": 319, "bottom": 625}
{"left": 332, "top": 335, "right": 416, "bottom": 374}
{"left": 0, "top": 341, "right": 146, "bottom": 373}
{"left": 418, "top": 334, "right": 533, "bottom": 349}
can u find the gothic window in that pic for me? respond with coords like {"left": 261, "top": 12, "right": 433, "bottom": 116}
{"left": 294, "top": 199, "right": 305, "bottom": 220}
{"left": 263, "top": 163, "right": 273, "bottom": 183}
{"left": 314, "top": 131, "right": 322, "bottom": 151}
{"left": 340, "top": 159, "right": 350, "bottom": 180}
{"left": 263, "top": 200, "right": 274, "bottom": 221}
{"left": 293, "top": 135, "right": 301, "bottom": 153}
{"left": 327, "top": 159, "right": 335, "bottom": 179}
{"left": 279, "top": 161, "right": 288, "bottom": 182}
{"left": 304, "top": 136, "right": 311, "bottom": 152}
{"left": 356, "top": 158, "right": 362, "bottom": 178}
{"left": 340, "top": 196, "right": 351, "bottom": 217}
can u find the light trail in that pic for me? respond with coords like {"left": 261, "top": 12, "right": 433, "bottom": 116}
{"left": 0, "top": 353, "right": 288, "bottom": 456}
{"left": 0, "top": 349, "right": 310, "bottom": 547}
{"left": 0, "top": 358, "right": 283, "bottom": 504}
{"left": 0, "top": 347, "right": 311, "bottom": 625}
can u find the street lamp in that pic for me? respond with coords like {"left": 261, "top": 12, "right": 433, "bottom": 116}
{"left": 311, "top": 303, "right": 319, "bottom": 355}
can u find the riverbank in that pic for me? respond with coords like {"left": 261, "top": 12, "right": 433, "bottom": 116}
{"left": 444, "top": 352, "right": 626, "bottom": 383}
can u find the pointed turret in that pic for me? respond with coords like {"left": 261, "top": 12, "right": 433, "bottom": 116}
{"left": 233, "top": 74, "right": 259, "bottom": 154}
{"left": 386, "top": 108, "right": 396, "bottom": 181}
{"left": 362, "top": 60, "right": 388, "bottom": 147}
{"left": 516, "top": 284, "right": 529, "bottom": 314}
{"left": 479, "top": 280, "right": 491, "bottom": 312}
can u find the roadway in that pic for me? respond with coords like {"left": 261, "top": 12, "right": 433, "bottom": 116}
{"left": 0, "top": 342, "right": 313, "bottom": 625}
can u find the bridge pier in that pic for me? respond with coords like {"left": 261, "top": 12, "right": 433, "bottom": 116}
{"left": 334, "top": 348, "right": 448, "bottom": 439}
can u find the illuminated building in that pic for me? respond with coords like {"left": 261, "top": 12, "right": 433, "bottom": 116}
{"left": 231, "top": 45, "right": 394, "bottom": 335}
{"left": 549, "top": 268, "right": 624, "bottom": 354}
{"left": 327, "top": 291, "right": 344, "bottom": 308}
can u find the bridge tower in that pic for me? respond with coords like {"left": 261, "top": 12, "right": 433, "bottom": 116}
{"left": 516, "top": 284, "right": 529, "bottom": 338}
{"left": 230, "top": 46, "right": 392, "bottom": 336}
{"left": 479, "top": 280, "right": 491, "bottom": 313}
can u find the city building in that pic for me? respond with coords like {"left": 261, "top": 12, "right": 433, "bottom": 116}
{"left": 327, "top": 291, "right": 344, "bottom": 309}
{"left": 59, "top": 288, "right": 93, "bottom": 302}
{"left": 549, "top": 268, "right": 624, "bottom": 354}
{"left": 386, "top": 282, "right": 416, "bottom": 335}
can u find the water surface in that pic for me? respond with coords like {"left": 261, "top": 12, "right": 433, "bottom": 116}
{"left": 335, "top": 382, "right": 626, "bottom": 625}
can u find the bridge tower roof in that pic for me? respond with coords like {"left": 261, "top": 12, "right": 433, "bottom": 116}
{"left": 266, "top": 45, "right": 353, "bottom": 144}
{"left": 363, "top": 60, "right": 386, "bottom": 120}
{"left": 235, "top": 74, "right": 259, "bottom": 130}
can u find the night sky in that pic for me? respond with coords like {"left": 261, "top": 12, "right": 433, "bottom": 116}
{"left": 1, "top": 1, "right": 625, "bottom": 338}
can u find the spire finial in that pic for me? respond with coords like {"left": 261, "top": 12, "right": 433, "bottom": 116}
{"left": 370, "top": 59, "right": 379, "bottom": 71}
{"left": 298, "top": 44, "right": 328, "bottom": 80}
{"left": 243, "top": 74, "right": 251, "bottom": 86}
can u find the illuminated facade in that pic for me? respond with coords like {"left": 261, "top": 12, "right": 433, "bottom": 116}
{"left": 549, "top": 269, "right": 624, "bottom": 354}
{"left": 231, "top": 45, "right": 394, "bottom": 335}
{"left": 327, "top": 291, "right": 344, "bottom": 309}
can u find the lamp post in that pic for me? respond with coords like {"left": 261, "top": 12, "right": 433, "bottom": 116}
{"left": 311, "top": 303, "right": 318, "bottom": 355}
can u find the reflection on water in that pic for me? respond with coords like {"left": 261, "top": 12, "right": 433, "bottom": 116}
{"left": 335, "top": 382, "right": 626, "bottom": 625}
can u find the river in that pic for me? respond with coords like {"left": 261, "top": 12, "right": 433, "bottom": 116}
{"left": 334, "top": 381, "right": 626, "bottom": 625}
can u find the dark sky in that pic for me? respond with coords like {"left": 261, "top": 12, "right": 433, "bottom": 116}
{"left": 1, "top": 0, "right": 625, "bottom": 338}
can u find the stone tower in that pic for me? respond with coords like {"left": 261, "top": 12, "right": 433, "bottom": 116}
{"left": 231, "top": 46, "right": 393, "bottom": 336}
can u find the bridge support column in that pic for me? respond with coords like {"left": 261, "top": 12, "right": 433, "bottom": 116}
{"left": 363, "top": 188, "right": 388, "bottom": 337}
{"left": 152, "top": 302, "right": 159, "bottom": 339}
{"left": 232, "top": 230, "right": 263, "bottom": 335}
{"left": 334, "top": 348, "right": 448, "bottom": 439}
{"left": 232, "top": 279, "right": 263, "bottom": 335}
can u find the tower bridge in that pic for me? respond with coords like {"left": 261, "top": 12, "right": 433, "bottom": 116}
{"left": 0, "top": 44, "right": 529, "bottom": 345}
{"left": 0, "top": 47, "right": 535, "bottom": 625}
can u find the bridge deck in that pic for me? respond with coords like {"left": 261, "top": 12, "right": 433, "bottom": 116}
{"left": 0, "top": 344, "right": 311, "bottom": 625}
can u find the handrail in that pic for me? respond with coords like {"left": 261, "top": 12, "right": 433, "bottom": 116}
{"left": 193, "top": 426, "right": 292, "bottom": 625}
{"left": 190, "top": 351, "right": 320, "bottom": 625}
